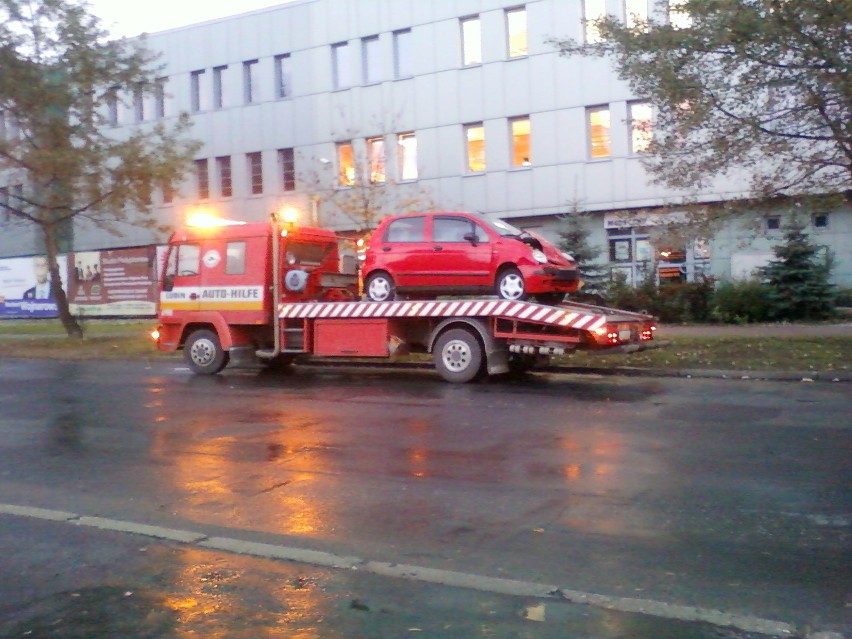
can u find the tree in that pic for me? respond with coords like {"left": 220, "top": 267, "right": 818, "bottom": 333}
{"left": 299, "top": 143, "right": 437, "bottom": 237}
{"left": 557, "top": 213, "right": 609, "bottom": 302}
{"left": 552, "top": 0, "right": 851, "bottom": 203}
{"left": 759, "top": 221, "right": 835, "bottom": 320}
{"left": 0, "top": 0, "right": 200, "bottom": 337}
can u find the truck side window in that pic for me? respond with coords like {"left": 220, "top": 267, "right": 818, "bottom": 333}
{"left": 177, "top": 244, "right": 200, "bottom": 276}
{"left": 226, "top": 241, "right": 246, "bottom": 274}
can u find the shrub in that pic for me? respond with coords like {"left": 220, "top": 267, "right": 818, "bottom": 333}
{"left": 711, "top": 280, "right": 773, "bottom": 324}
{"left": 604, "top": 273, "right": 715, "bottom": 323}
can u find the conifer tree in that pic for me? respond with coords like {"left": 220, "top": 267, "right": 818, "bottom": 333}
{"left": 760, "top": 222, "right": 835, "bottom": 320}
{"left": 558, "top": 214, "right": 608, "bottom": 303}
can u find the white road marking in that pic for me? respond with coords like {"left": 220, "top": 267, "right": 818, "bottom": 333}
{"left": 0, "top": 502, "right": 801, "bottom": 637}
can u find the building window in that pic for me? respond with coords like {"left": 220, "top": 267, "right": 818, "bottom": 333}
{"left": 106, "top": 88, "right": 119, "bottom": 125}
{"left": 465, "top": 123, "right": 486, "bottom": 173}
{"left": 213, "top": 65, "right": 226, "bottom": 109}
{"left": 669, "top": 0, "right": 692, "bottom": 28}
{"left": 813, "top": 213, "right": 829, "bottom": 228}
{"left": 588, "top": 106, "right": 611, "bottom": 159}
{"left": 216, "top": 156, "right": 232, "bottom": 197}
{"left": 629, "top": 101, "right": 653, "bottom": 153}
{"left": 367, "top": 137, "right": 386, "bottom": 184}
{"left": 362, "top": 35, "right": 381, "bottom": 84}
{"left": 506, "top": 7, "right": 527, "bottom": 58}
{"left": 243, "top": 60, "right": 258, "bottom": 104}
{"left": 461, "top": 16, "right": 482, "bottom": 66}
{"left": 332, "top": 41, "right": 351, "bottom": 89}
{"left": 190, "top": 70, "right": 204, "bottom": 112}
{"left": 584, "top": 0, "right": 607, "bottom": 43}
{"left": 195, "top": 159, "right": 209, "bottom": 199}
{"left": 393, "top": 29, "right": 412, "bottom": 78}
{"left": 274, "top": 54, "right": 292, "bottom": 98}
{"left": 133, "top": 85, "right": 144, "bottom": 122}
{"left": 154, "top": 77, "right": 167, "bottom": 119}
{"left": 397, "top": 132, "right": 418, "bottom": 181}
{"left": 247, "top": 152, "right": 263, "bottom": 194}
{"left": 278, "top": 148, "right": 295, "bottom": 191}
{"left": 0, "top": 187, "right": 8, "bottom": 223}
{"left": 624, "top": 0, "right": 649, "bottom": 28}
{"left": 766, "top": 216, "right": 781, "bottom": 231}
{"left": 337, "top": 142, "right": 355, "bottom": 186}
{"left": 510, "top": 117, "right": 531, "bottom": 167}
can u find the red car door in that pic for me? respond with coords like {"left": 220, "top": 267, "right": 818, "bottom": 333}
{"left": 377, "top": 215, "right": 430, "bottom": 288}
{"left": 426, "top": 215, "right": 493, "bottom": 290}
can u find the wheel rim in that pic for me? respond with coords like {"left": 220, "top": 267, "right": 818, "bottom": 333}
{"left": 368, "top": 276, "right": 391, "bottom": 301}
{"left": 499, "top": 272, "right": 524, "bottom": 299}
{"left": 441, "top": 339, "right": 472, "bottom": 373}
{"left": 189, "top": 338, "right": 216, "bottom": 367}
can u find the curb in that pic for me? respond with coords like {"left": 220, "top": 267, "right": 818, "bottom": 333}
{"left": 550, "top": 366, "right": 851, "bottom": 383}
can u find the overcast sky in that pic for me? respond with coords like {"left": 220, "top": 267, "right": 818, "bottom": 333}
{"left": 87, "top": 0, "right": 294, "bottom": 38}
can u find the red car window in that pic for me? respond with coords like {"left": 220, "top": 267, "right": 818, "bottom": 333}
{"left": 385, "top": 216, "right": 426, "bottom": 242}
{"left": 433, "top": 217, "right": 490, "bottom": 243}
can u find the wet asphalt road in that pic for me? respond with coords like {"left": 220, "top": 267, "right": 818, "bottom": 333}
{"left": 0, "top": 358, "right": 849, "bottom": 638}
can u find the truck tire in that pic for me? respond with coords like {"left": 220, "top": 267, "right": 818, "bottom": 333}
{"left": 433, "top": 328, "right": 484, "bottom": 383}
{"left": 496, "top": 267, "right": 528, "bottom": 300}
{"left": 365, "top": 271, "right": 396, "bottom": 302}
{"left": 184, "top": 329, "right": 230, "bottom": 375}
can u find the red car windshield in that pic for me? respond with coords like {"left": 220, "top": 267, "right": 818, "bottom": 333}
{"left": 476, "top": 215, "right": 524, "bottom": 238}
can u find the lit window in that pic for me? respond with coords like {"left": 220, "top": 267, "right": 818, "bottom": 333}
{"left": 278, "top": 148, "right": 295, "bottom": 191}
{"left": 588, "top": 106, "right": 611, "bottom": 159}
{"left": 510, "top": 117, "right": 531, "bottom": 167}
{"left": 465, "top": 123, "right": 486, "bottom": 173}
{"left": 506, "top": 7, "right": 527, "bottom": 58}
{"left": 629, "top": 101, "right": 653, "bottom": 153}
{"left": 669, "top": 0, "right": 692, "bottom": 28}
{"left": 190, "top": 70, "right": 204, "bottom": 112}
{"left": 362, "top": 35, "right": 381, "bottom": 84}
{"left": 624, "top": 0, "right": 648, "bottom": 28}
{"left": 368, "top": 137, "right": 386, "bottom": 183}
{"left": 461, "top": 16, "right": 482, "bottom": 66}
{"left": 247, "top": 152, "right": 263, "bottom": 194}
{"left": 213, "top": 65, "right": 226, "bottom": 109}
{"left": 393, "top": 29, "right": 412, "bottom": 78}
{"left": 154, "top": 77, "right": 167, "bottom": 119}
{"left": 397, "top": 132, "right": 418, "bottom": 180}
{"left": 337, "top": 142, "right": 355, "bottom": 186}
{"left": 216, "top": 156, "right": 232, "bottom": 197}
{"left": 274, "top": 54, "right": 292, "bottom": 98}
{"left": 584, "top": 0, "right": 607, "bottom": 43}
{"left": 243, "top": 59, "right": 258, "bottom": 104}
{"left": 195, "top": 159, "right": 209, "bottom": 199}
{"left": 332, "top": 42, "right": 351, "bottom": 89}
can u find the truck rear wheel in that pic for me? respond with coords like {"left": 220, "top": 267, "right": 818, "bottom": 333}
{"left": 433, "top": 328, "right": 484, "bottom": 383}
{"left": 184, "top": 329, "right": 230, "bottom": 374}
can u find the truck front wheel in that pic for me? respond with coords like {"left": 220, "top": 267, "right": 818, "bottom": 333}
{"left": 433, "top": 328, "right": 484, "bottom": 383}
{"left": 184, "top": 329, "right": 230, "bottom": 374}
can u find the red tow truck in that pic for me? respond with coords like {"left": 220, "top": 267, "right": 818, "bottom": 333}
{"left": 153, "top": 213, "right": 657, "bottom": 383}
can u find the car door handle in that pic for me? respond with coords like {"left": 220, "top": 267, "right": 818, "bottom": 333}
{"left": 382, "top": 246, "right": 392, "bottom": 252}
{"left": 433, "top": 245, "right": 443, "bottom": 251}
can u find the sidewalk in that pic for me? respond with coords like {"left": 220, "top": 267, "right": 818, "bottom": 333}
{"left": 659, "top": 322, "right": 852, "bottom": 338}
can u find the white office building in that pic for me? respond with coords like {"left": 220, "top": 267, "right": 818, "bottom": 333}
{"left": 1, "top": 0, "right": 849, "bottom": 286}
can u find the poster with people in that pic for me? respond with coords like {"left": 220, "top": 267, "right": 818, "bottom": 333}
{"left": 67, "top": 246, "right": 159, "bottom": 317}
{"left": 0, "top": 255, "right": 67, "bottom": 318}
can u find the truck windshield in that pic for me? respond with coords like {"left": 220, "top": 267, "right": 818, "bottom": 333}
{"left": 285, "top": 241, "right": 333, "bottom": 266}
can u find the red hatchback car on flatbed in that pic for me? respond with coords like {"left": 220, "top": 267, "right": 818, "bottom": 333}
{"left": 362, "top": 211, "right": 581, "bottom": 303}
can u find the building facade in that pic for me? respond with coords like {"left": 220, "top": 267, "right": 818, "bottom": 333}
{"left": 1, "top": 0, "right": 849, "bottom": 286}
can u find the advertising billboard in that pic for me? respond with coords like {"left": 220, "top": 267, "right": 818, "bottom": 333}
{"left": 0, "top": 255, "right": 67, "bottom": 318}
{"left": 67, "top": 246, "right": 158, "bottom": 317}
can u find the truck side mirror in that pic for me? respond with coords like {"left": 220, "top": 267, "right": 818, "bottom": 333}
{"left": 163, "top": 274, "right": 175, "bottom": 292}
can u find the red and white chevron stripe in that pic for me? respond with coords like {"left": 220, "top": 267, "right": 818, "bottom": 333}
{"left": 278, "top": 299, "right": 607, "bottom": 332}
